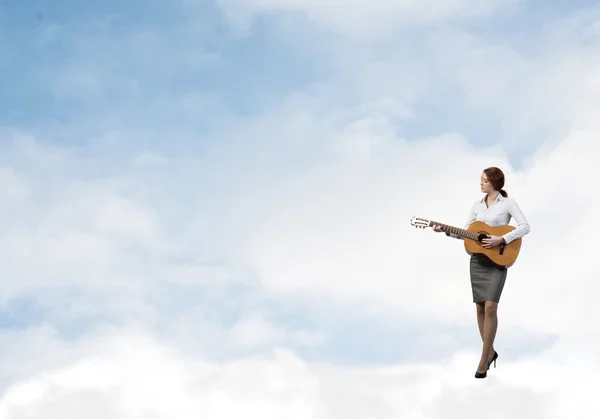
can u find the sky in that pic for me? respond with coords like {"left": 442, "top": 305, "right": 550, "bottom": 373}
{"left": 1, "top": 0, "right": 599, "bottom": 417}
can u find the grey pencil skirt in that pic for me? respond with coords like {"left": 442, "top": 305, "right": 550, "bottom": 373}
{"left": 470, "top": 254, "right": 507, "bottom": 303}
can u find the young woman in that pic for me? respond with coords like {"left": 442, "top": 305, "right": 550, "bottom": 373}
{"left": 432, "top": 167, "right": 531, "bottom": 378}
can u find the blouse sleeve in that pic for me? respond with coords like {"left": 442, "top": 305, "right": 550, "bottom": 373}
{"left": 501, "top": 198, "right": 531, "bottom": 244}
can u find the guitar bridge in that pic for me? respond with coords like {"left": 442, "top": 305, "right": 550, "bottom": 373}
{"left": 499, "top": 243, "right": 505, "bottom": 255}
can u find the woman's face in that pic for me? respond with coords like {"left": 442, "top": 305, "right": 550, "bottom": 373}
{"left": 480, "top": 172, "right": 494, "bottom": 194}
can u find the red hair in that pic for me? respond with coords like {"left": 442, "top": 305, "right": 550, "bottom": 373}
{"left": 484, "top": 167, "right": 508, "bottom": 197}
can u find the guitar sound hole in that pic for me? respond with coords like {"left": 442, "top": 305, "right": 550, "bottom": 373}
{"left": 477, "top": 233, "right": 488, "bottom": 243}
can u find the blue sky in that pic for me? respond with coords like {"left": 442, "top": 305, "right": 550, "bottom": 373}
{"left": 1, "top": 0, "right": 594, "bottom": 156}
{"left": 3, "top": 0, "right": 597, "bottom": 181}
{"left": 1, "top": 0, "right": 600, "bottom": 416}
{"left": 0, "top": 0, "right": 319, "bottom": 134}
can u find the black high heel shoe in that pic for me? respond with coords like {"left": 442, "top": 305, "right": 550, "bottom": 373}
{"left": 487, "top": 351, "right": 498, "bottom": 370}
{"left": 475, "top": 351, "right": 498, "bottom": 379}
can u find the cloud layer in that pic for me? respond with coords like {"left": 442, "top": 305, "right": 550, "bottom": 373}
{"left": 1, "top": 330, "right": 597, "bottom": 418}
{"left": 217, "top": 0, "right": 521, "bottom": 36}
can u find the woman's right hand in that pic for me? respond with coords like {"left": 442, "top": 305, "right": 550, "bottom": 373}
{"left": 432, "top": 224, "right": 445, "bottom": 232}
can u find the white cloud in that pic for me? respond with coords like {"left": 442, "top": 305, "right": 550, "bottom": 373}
{"left": 0, "top": 167, "right": 28, "bottom": 205}
{"left": 217, "top": 0, "right": 522, "bottom": 36}
{"left": 228, "top": 312, "right": 324, "bottom": 349}
{"left": 0, "top": 330, "right": 596, "bottom": 418}
{"left": 194, "top": 105, "right": 600, "bottom": 341}
{"left": 0, "top": 171, "right": 162, "bottom": 300}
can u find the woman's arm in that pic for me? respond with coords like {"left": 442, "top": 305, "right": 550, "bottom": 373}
{"left": 501, "top": 198, "right": 531, "bottom": 244}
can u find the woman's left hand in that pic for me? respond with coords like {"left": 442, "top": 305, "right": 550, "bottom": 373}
{"left": 482, "top": 235, "right": 504, "bottom": 248}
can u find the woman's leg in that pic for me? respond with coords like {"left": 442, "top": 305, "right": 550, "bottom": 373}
{"left": 477, "top": 301, "right": 498, "bottom": 372}
{"left": 476, "top": 302, "right": 494, "bottom": 354}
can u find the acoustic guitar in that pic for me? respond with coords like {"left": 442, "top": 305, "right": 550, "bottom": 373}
{"left": 410, "top": 217, "right": 522, "bottom": 268}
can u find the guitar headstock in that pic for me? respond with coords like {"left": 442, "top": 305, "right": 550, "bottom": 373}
{"left": 410, "top": 216, "right": 431, "bottom": 229}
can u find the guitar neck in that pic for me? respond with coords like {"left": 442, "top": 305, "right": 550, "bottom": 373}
{"left": 430, "top": 221, "right": 478, "bottom": 240}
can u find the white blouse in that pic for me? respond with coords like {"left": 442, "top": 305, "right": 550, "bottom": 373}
{"left": 447, "top": 193, "right": 531, "bottom": 244}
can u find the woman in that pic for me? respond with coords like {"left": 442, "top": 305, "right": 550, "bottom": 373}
{"left": 432, "top": 167, "right": 531, "bottom": 378}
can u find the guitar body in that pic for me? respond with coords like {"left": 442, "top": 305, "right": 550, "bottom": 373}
{"left": 464, "top": 221, "right": 521, "bottom": 268}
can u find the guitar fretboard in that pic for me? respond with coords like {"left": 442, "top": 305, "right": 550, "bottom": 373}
{"left": 430, "top": 221, "right": 478, "bottom": 240}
